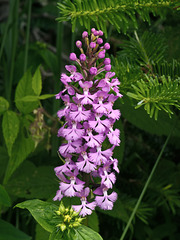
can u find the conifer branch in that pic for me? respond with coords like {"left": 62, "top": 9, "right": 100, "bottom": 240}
{"left": 57, "top": 0, "right": 177, "bottom": 35}
{"left": 127, "top": 75, "right": 180, "bottom": 120}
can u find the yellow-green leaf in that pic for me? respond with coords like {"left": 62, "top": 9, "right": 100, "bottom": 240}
{"left": 2, "top": 111, "right": 20, "bottom": 157}
{"left": 32, "top": 66, "right": 42, "bottom": 96}
{"left": 15, "top": 70, "right": 39, "bottom": 114}
{"left": 0, "top": 97, "right": 9, "bottom": 115}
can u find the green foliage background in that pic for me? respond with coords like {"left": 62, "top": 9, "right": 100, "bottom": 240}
{"left": 0, "top": 0, "right": 180, "bottom": 239}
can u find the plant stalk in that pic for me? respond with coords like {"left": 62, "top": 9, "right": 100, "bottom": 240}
{"left": 24, "top": 0, "right": 32, "bottom": 73}
{"left": 120, "top": 130, "right": 172, "bottom": 240}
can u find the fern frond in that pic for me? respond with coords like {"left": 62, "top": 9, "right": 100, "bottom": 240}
{"left": 119, "top": 31, "right": 167, "bottom": 71}
{"left": 56, "top": 0, "right": 176, "bottom": 36}
{"left": 127, "top": 75, "right": 180, "bottom": 120}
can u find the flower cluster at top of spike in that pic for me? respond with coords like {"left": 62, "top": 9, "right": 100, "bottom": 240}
{"left": 54, "top": 28, "right": 123, "bottom": 217}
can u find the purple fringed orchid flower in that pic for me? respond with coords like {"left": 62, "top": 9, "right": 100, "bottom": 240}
{"left": 54, "top": 28, "right": 122, "bottom": 217}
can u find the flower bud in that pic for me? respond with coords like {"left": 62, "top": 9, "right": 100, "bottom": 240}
{"left": 98, "top": 50, "right": 105, "bottom": 59}
{"left": 82, "top": 31, "right": 88, "bottom": 38}
{"left": 72, "top": 222, "right": 81, "bottom": 227}
{"left": 104, "top": 58, "right": 111, "bottom": 65}
{"left": 89, "top": 67, "right": 97, "bottom": 75}
{"left": 59, "top": 202, "right": 65, "bottom": 213}
{"left": 94, "top": 30, "right": 99, "bottom": 36}
{"left": 90, "top": 42, "right": 96, "bottom": 48}
{"left": 72, "top": 211, "right": 79, "bottom": 217}
{"left": 91, "top": 28, "right": 96, "bottom": 33}
{"left": 80, "top": 53, "right": 86, "bottom": 62}
{"left": 98, "top": 30, "right": 103, "bottom": 36}
{"left": 55, "top": 210, "right": 61, "bottom": 216}
{"left": 59, "top": 223, "right": 66, "bottom": 232}
{"left": 76, "top": 40, "right": 82, "bottom": 48}
{"left": 104, "top": 64, "right": 111, "bottom": 71}
{"left": 97, "top": 38, "right": 103, "bottom": 45}
{"left": 69, "top": 53, "right": 77, "bottom": 61}
{"left": 104, "top": 43, "right": 110, "bottom": 50}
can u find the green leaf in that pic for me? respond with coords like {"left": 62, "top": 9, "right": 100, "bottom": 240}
{"left": 49, "top": 229, "right": 78, "bottom": 240}
{"left": 3, "top": 132, "right": 34, "bottom": 184}
{"left": 15, "top": 69, "right": 39, "bottom": 114}
{"left": 0, "top": 97, "right": 9, "bottom": 115}
{"left": 16, "top": 95, "right": 39, "bottom": 102}
{"left": 32, "top": 66, "right": 42, "bottom": 96}
{"left": 16, "top": 199, "right": 60, "bottom": 233}
{"left": 0, "top": 219, "right": 31, "bottom": 240}
{"left": 74, "top": 225, "right": 103, "bottom": 240}
{"left": 0, "top": 184, "right": 11, "bottom": 207}
{"left": 98, "top": 197, "right": 129, "bottom": 223}
{"left": 5, "top": 161, "right": 58, "bottom": 199}
{"left": 16, "top": 94, "right": 55, "bottom": 102}
{"left": 113, "top": 119, "right": 125, "bottom": 165}
{"left": 116, "top": 96, "right": 180, "bottom": 137}
{"left": 2, "top": 110, "right": 20, "bottom": 157}
{"left": 35, "top": 224, "right": 50, "bottom": 240}
{"left": 49, "top": 230, "right": 67, "bottom": 240}
{"left": 86, "top": 211, "right": 99, "bottom": 233}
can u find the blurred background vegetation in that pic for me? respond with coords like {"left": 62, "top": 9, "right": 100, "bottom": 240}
{"left": 0, "top": 0, "right": 180, "bottom": 239}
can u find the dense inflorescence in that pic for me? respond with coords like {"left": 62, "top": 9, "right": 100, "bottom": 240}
{"left": 54, "top": 28, "right": 122, "bottom": 217}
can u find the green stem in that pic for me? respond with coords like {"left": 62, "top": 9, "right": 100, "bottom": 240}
{"left": 134, "top": 31, "right": 151, "bottom": 68}
{"left": 0, "top": 15, "right": 10, "bottom": 61}
{"left": 120, "top": 131, "right": 172, "bottom": 240}
{"left": 7, "top": 0, "right": 19, "bottom": 103}
{"left": 71, "top": 31, "right": 76, "bottom": 53}
{"left": 24, "top": 0, "right": 32, "bottom": 73}
{"left": 51, "top": 21, "right": 63, "bottom": 157}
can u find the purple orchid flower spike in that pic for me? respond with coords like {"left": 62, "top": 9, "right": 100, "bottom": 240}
{"left": 54, "top": 28, "right": 122, "bottom": 217}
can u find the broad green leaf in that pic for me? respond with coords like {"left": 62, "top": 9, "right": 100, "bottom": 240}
{"left": 86, "top": 211, "right": 99, "bottom": 233}
{"left": 98, "top": 197, "right": 129, "bottom": 223}
{"left": 49, "top": 228, "right": 76, "bottom": 240}
{"left": 0, "top": 97, "right": 9, "bottom": 115}
{"left": 0, "top": 219, "right": 31, "bottom": 240}
{"left": 3, "top": 132, "right": 34, "bottom": 184}
{"left": 35, "top": 224, "right": 50, "bottom": 240}
{"left": 16, "top": 199, "right": 60, "bottom": 233}
{"left": 16, "top": 94, "right": 55, "bottom": 102}
{"left": 74, "top": 225, "right": 103, "bottom": 240}
{"left": 116, "top": 96, "right": 180, "bottom": 137}
{"left": 0, "top": 184, "right": 11, "bottom": 207}
{"left": 6, "top": 161, "right": 58, "bottom": 199}
{"left": 113, "top": 119, "right": 125, "bottom": 165}
{"left": 49, "top": 230, "right": 65, "bottom": 240}
{"left": 15, "top": 69, "right": 39, "bottom": 113}
{"left": 2, "top": 110, "right": 20, "bottom": 156}
{"left": 32, "top": 66, "right": 42, "bottom": 95}
{"left": 16, "top": 95, "right": 39, "bottom": 102}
